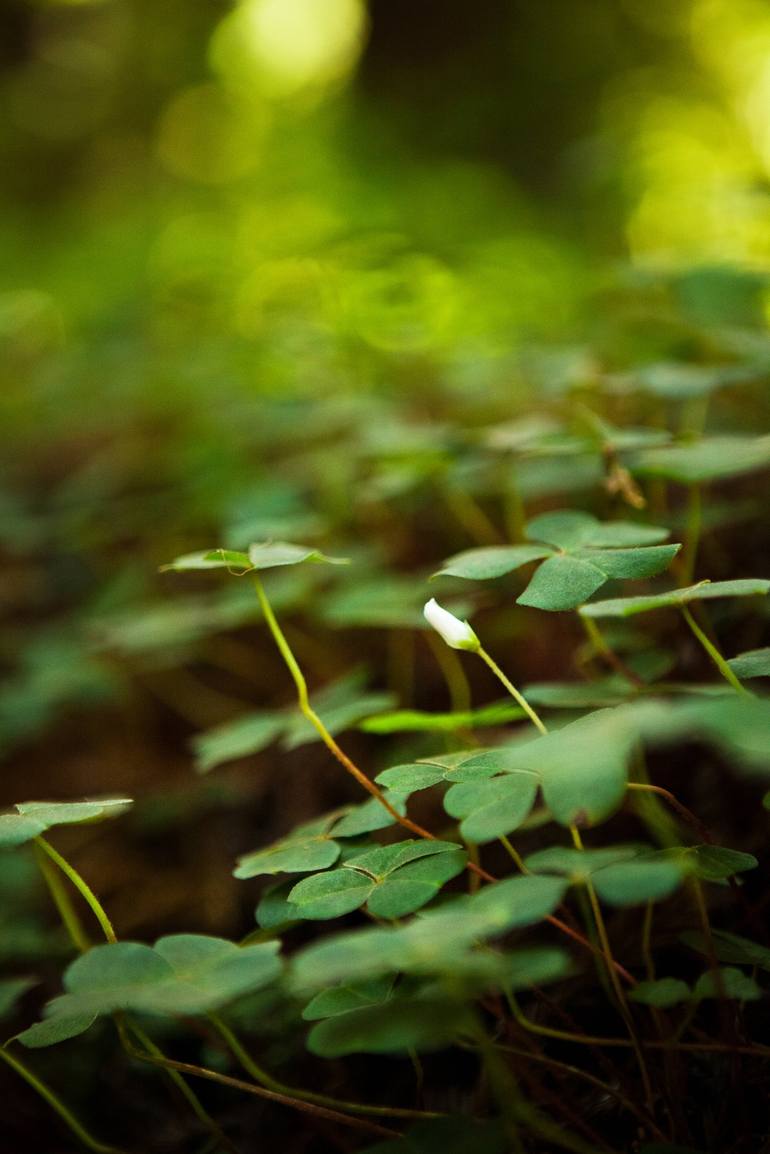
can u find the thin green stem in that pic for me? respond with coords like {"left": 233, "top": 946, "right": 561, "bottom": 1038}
{"left": 426, "top": 631, "right": 472, "bottom": 715}
{"left": 570, "top": 825, "right": 655, "bottom": 1113}
{"left": 0, "top": 1046, "right": 125, "bottom": 1154}
{"left": 500, "top": 835, "right": 527, "bottom": 874}
{"left": 681, "top": 606, "right": 750, "bottom": 696}
{"left": 581, "top": 615, "right": 643, "bottom": 687}
{"left": 34, "top": 836, "right": 116, "bottom": 943}
{"left": 253, "top": 576, "right": 437, "bottom": 841}
{"left": 207, "top": 1013, "right": 440, "bottom": 1121}
{"left": 477, "top": 646, "right": 548, "bottom": 735}
{"left": 34, "top": 842, "right": 91, "bottom": 953}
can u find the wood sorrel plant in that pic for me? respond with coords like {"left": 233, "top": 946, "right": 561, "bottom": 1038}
{"left": 3, "top": 475, "right": 770, "bottom": 1153}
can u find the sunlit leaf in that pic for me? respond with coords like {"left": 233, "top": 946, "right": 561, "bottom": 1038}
{"left": 247, "top": 542, "right": 349, "bottom": 570}
{"left": 362, "top": 701, "right": 524, "bottom": 735}
{"left": 432, "top": 545, "right": 551, "bottom": 581}
{"left": 0, "top": 799, "right": 133, "bottom": 850}
{"left": 517, "top": 554, "right": 607, "bottom": 611}
{"left": 234, "top": 819, "right": 340, "bottom": 879}
{"left": 581, "top": 579, "right": 770, "bottom": 618}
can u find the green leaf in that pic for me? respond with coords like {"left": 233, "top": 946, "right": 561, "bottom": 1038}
{"left": 160, "top": 550, "right": 251, "bottom": 572}
{"left": 255, "top": 880, "right": 300, "bottom": 929}
{"left": 247, "top": 541, "right": 349, "bottom": 570}
{"left": 524, "top": 845, "right": 646, "bottom": 878}
{"left": 290, "top": 875, "right": 567, "bottom": 990}
{"left": 18, "top": 1013, "right": 98, "bottom": 1049}
{"left": 302, "top": 977, "right": 394, "bottom": 1021}
{"left": 366, "top": 850, "right": 467, "bottom": 918}
{"left": 288, "top": 871, "right": 374, "bottom": 920}
{"left": 443, "top": 772, "right": 539, "bottom": 843}
{"left": 234, "top": 820, "right": 340, "bottom": 879}
{"left": 524, "top": 510, "right": 598, "bottom": 549}
{"left": 361, "top": 701, "right": 524, "bottom": 735}
{"left": 376, "top": 753, "right": 500, "bottom": 792}
{"left": 575, "top": 544, "right": 680, "bottom": 579}
{"left": 630, "top": 978, "right": 691, "bottom": 1008}
{"left": 290, "top": 842, "right": 466, "bottom": 921}
{"left": 193, "top": 713, "right": 285, "bottom": 773}
{"left": 0, "top": 798, "right": 133, "bottom": 850}
{"left": 432, "top": 545, "right": 552, "bottom": 581}
{"left": 489, "top": 708, "right": 637, "bottom": 826}
{"left": 32, "top": 937, "right": 282, "bottom": 1029}
{"left": 331, "top": 793, "right": 409, "bottom": 838}
{"left": 728, "top": 647, "right": 770, "bottom": 679}
{"left": 682, "top": 929, "right": 770, "bottom": 971}
{"left": 581, "top": 579, "right": 770, "bottom": 618}
{"left": 517, "top": 554, "right": 607, "bottom": 611}
{"left": 578, "top": 522, "right": 671, "bottom": 547}
{"left": 307, "top": 996, "right": 472, "bottom": 1056}
{"left": 633, "top": 436, "right": 770, "bottom": 483}
{"left": 693, "top": 967, "right": 762, "bottom": 1001}
{"left": 680, "top": 845, "right": 758, "bottom": 881}
{"left": 591, "top": 857, "right": 683, "bottom": 906}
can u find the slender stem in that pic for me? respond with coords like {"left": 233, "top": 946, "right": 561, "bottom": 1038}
{"left": 426, "top": 631, "right": 472, "bottom": 715}
{"left": 479, "top": 1039, "right": 661, "bottom": 1138}
{"left": 681, "top": 606, "right": 750, "bottom": 696}
{"left": 255, "top": 576, "right": 637, "bottom": 987}
{"left": 626, "top": 782, "right": 714, "bottom": 844}
{"left": 207, "top": 1013, "right": 439, "bottom": 1121}
{"left": 253, "top": 576, "right": 437, "bottom": 842}
{"left": 443, "top": 484, "right": 502, "bottom": 545}
{"left": 123, "top": 1043, "right": 400, "bottom": 1139}
{"left": 581, "top": 615, "right": 643, "bottom": 688}
{"left": 0, "top": 1046, "right": 125, "bottom": 1154}
{"left": 34, "top": 842, "right": 91, "bottom": 952}
{"left": 477, "top": 646, "right": 548, "bottom": 735}
{"left": 123, "top": 1020, "right": 237, "bottom": 1153}
{"left": 500, "top": 835, "right": 527, "bottom": 874}
{"left": 34, "top": 836, "right": 116, "bottom": 943}
{"left": 570, "top": 825, "right": 655, "bottom": 1112}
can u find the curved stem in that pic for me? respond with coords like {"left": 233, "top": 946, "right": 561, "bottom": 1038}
{"left": 122, "top": 1042, "right": 400, "bottom": 1139}
{"left": 476, "top": 647, "right": 548, "bottom": 735}
{"left": 570, "top": 825, "right": 654, "bottom": 1112}
{"left": 0, "top": 1046, "right": 125, "bottom": 1154}
{"left": 581, "top": 615, "right": 643, "bottom": 688}
{"left": 626, "top": 782, "right": 714, "bottom": 844}
{"left": 122, "top": 1020, "right": 237, "bottom": 1153}
{"left": 254, "top": 576, "right": 436, "bottom": 841}
{"left": 34, "top": 842, "right": 91, "bottom": 952}
{"left": 207, "top": 1013, "right": 440, "bottom": 1121}
{"left": 681, "top": 606, "right": 750, "bottom": 696}
{"left": 34, "top": 836, "right": 116, "bottom": 943}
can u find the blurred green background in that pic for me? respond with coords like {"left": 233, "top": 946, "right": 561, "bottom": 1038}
{"left": 2, "top": 0, "right": 770, "bottom": 936}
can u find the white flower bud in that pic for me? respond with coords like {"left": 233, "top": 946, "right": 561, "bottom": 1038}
{"left": 423, "top": 598, "right": 480, "bottom": 652}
